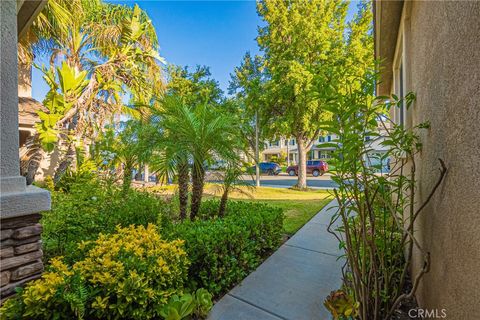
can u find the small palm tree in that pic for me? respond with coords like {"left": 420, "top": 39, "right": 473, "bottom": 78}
{"left": 150, "top": 96, "right": 240, "bottom": 220}
{"left": 212, "top": 162, "right": 253, "bottom": 217}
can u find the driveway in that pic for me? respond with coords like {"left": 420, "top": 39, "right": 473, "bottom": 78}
{"left": 206, "top": 172, "right": 338, "bottom": 189}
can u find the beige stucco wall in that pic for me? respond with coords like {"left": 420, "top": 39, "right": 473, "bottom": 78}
{"left": 400, "top": 2, "right": 480, "bottom": 317}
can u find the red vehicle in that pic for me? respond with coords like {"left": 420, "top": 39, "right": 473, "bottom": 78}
{"left": 287, "top": 160, "right": 328, "bottom": 177}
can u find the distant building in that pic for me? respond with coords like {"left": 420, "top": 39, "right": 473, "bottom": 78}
{"left": 262, "top": 127, "right": 389, "bottom": 171}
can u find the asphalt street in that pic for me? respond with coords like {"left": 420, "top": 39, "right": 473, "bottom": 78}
{"left": 206, "top": 173, "right": 338, "bottom": 189}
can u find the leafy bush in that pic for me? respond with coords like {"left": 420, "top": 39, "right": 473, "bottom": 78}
{"left": 167, "top": 200, "right": 284, "bottom": 296}
{"left": 0, "top": 225, "right": 190, "bottom": 320}
{"left": 160, "top": 289, "right": 213, "bottom": 320}
{"left": 41, "top": 178, "right": 171, "bottom": 261}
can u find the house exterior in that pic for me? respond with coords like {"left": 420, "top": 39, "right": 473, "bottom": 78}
{"left": 263, "top": 128, "right": 389, "bottom": 172}
{"left": 374, "top": 0, "right": 480, "bottom": 317}
{"left": 262, "top": 135, "right": 338, "bottom": 165}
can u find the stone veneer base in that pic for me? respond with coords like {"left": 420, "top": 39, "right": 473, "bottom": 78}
{"left": 0, "top": 213, "right": 44, "bottom": 303}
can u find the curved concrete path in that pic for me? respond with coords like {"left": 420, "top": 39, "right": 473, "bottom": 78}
{"left": 208, "top": 200, "right": 344, "bottom": 320}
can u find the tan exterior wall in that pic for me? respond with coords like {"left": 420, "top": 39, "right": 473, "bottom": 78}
{"left": 397, "top": 2, "right": 480, "bottom": 317}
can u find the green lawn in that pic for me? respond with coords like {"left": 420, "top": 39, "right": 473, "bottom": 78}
{"left": 147, "top": 184, "right": 333, "bottom": 236}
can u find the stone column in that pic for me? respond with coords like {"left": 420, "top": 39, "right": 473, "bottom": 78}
{"left": 0, "top": 0, "right": 50, "bottom": 303}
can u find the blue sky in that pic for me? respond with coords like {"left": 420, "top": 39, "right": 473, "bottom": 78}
{"left": 31, "top": 1, "right": 358, "bottom": 101}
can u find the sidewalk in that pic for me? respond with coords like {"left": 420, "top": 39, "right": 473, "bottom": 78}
{"left": 208, "top": 200, "right": 344, "bottom": 320}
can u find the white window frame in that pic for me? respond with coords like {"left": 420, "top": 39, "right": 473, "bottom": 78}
{"left": 393, "top": 30, "right": 406, "bottom": 127}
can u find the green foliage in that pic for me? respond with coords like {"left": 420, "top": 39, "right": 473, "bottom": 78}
{"left": 35, "top": 62, "right": 89, "bottom": 151}
{"left": 160, "top": 293, "right": 196, "bottom": 320}
{"left": 166, "top": 65, "right": 223, "bottom": 108}
{"left": 228, "top": 52, "right": 268, "bottom": 155}
{"left": 0, "top": 225, "right": 190, "bottom": 320}
{"left": 253, "top": 0, "right": 373, "bottom": 188}
{"left": 149, "top": 96, "right": 241, "bottom": 220}
{"left": 30, "top": 0, "right": 164, "bottom": 170}
{"left": 41, "top": 178, "right": 170, "bottom": 262}
{"left": 159, "top": 289, "right": 212, "bottom": 320}
{"left": 166, "top": 200, "right": 284, "bottom": 296}
{"left": 324, "top": 69, "right": 447, "bottom": 319}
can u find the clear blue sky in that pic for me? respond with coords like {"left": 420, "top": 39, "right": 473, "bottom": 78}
{"left": 32, "top": 1, "right": 358, "bottom": 101}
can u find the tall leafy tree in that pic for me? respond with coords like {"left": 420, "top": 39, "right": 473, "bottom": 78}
{"left": 229, "top": 52, "right": 267, "bottom": 186}
{"left": 256, "top": 0, "right": 373, "bottom": 189}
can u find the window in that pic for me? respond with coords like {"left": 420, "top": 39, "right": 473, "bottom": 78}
{"left": 270, "top": 140, "right": 279, "bottom": 147}
{"left": 365, "top": 136, "right": 371, "bottom": 141}
{"left": 327, "top": 136, "right": 331, "bottom": 142}
{"left": 319, "top": 136, "right": 325, "bottom": 142}
{"left": 290, "top": 139, "right": 296, "bottom": 146}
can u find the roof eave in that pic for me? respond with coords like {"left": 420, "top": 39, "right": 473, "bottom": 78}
{"left": 17, "top": 0, "right": 48, "bottom": 39}
{"left": 374, "top": 0, "right": 404, "bottom": 96}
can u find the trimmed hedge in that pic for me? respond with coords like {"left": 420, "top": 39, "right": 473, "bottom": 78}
{"left": 167, "top": 200, "right": 284, "bottom": 296}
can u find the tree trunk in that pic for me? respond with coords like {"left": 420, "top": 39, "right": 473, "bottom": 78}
{"left": 122, "top": 163, "right": 133, "bottom": 194}
{"left": 255, "top": 110, "right": 260, "bottom": 187}
{"left": 19, "top": 134, "right": 43, "bottom": 185}
{"left": 296, "top": 135, "right": 308, "bottom": 189}
{"left": 177, "top": 161, "right": 189, "bottom": 220}
{"left": 53, "top": 143, "right": 75, "bottom": 184}
{"left": 190, "top": 165, "right": 205, "bottom": 220}
{"left": 218, "top": 189, "right": 229, "bottom": 218}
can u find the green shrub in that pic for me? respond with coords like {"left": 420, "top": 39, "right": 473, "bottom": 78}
{"left": 0, "top": 225, "right": 190, "bottom": 320}
{"left": 41, "top": 179, "right": 171, "bottom": 262}
{"left": 159, "top": 289, "right": 213, "bottom": 320}
{"left": 167, "top": 200, "right": 284, "bottom": 296}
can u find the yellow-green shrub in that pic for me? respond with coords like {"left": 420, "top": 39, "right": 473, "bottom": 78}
{"left": 0, "top": 225, "right": 190, "bottom": 320}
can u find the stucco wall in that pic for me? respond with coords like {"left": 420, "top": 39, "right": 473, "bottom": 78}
{"left": 404, "top": 2, "right": 480, "bottom": 317}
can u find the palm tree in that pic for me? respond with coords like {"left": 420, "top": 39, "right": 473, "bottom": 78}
{"left": 150, "top": 96, "right": 240, "bottom": 220}
{"left": 93, "top": 119, "right": 155, "bottom": 194}
{"left": 211, "top": 162, "right": 253, "bottom": 217}
{"left": 20, "top": 0, "right": 164, "bottom": 183}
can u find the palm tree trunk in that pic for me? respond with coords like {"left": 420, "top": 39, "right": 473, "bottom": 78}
{"left": 177, "top": 161, "right": 189, "bottom": 220}
{"left": 122, "top": 162, "right": 133, "bottom": 194}
{"left": 20, "top": 134, "right": 43, "bottom": 185}
{"left": 53, "top": 142, "right": 75, "bottom": 184}
{"left": 190, "top": 165, "right": 205, "bottom": 220}
{"left": 218, "top": 189, "right": 229, "bottom": 218}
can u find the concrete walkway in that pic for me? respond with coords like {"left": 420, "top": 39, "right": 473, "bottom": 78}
{"left": 208, "top": 200, "right": 344, "bottom": 320}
